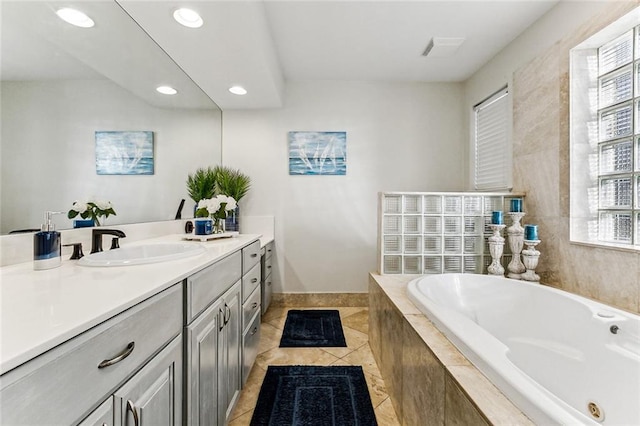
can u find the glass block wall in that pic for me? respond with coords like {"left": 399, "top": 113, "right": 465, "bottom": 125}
{"left": 378, "top": 192, "right": 525, "bottom": 275}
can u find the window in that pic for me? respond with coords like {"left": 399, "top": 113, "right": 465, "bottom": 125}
{"left": 570, "top": 8, "right": 640, "bottom": 250}
{"left": 473, "top": 87, "right": 510, "bottom": 191}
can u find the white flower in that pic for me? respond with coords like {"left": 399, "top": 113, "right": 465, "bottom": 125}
{"left": 206, "top": 198, "right": 222, "bottom": 214}
{"left": 94, "top": 200, "right": 112, "bottom": 210}
{"left": 224, "top": 197, "right": 237, "bottom": 211}
{"left": 197, "top": 199, "right": 209, "bottom": 210}
{"left": 72, "top": 200, "right": 89, "bottom": 213}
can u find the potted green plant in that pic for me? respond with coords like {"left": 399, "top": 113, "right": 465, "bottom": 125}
{"left": 186, "top": 167, "right": 216, "bottom": 214}
{"left": 213, "top": 166, "right": 251, "bottom": 231}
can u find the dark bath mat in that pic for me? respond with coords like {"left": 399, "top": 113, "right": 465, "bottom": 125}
{"left": 250, "top": 365, "right": 377, "bottom": 426}
{"left": 279, "top": 309, "right": 347, "bottom": 348}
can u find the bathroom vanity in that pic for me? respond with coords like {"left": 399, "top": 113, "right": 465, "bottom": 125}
{"left": 0, "top": 233, "right": 263, "bottom": 426}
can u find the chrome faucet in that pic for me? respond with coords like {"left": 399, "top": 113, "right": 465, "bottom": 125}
{"left": 91, "top": 229, "right": 126, "bottom": 254}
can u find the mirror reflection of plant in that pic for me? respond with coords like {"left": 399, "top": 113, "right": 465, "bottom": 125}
{"left": 212, "top": 166, "right": 251, "bottom": 202}
{"left": 186, "top": 167, "right": 216, "bottom": 203}
{"left": 67, "top": 200, "right": 116, "bottom": 226}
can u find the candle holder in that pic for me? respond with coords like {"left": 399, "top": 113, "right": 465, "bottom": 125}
{"left": 521, "top": 239, "right": 541, "bottom": 282}
{"left": 487, "top": 224, "right": 506, "bottom": 276}
{"left": 506, "top": 212, "right": 526, "bottom": 279}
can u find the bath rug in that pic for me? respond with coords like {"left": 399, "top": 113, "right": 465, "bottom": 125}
{"left": 279, "top": 309, "right": 347, "bottom": 347}
{"left": 250, "top": 365, "right": 377, "bottom": 426}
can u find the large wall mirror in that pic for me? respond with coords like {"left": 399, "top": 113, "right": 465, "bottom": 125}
{"left": 0, "top": 1, "right": 222, "bottom": 234}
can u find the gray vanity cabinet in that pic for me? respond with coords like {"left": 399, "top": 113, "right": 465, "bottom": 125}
{"left": 217, "top": 281, "right": 242, "bottom": 426}
{"left": 261, "top": 241, "right": 274, "bottom": 314}
{"left": 240, "top": 241, "right": 262, "bottom": 385}
{"left": 78, "top": 398, "right": 114, "bottom": 426}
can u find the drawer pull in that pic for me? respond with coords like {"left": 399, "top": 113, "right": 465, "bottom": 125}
{"left": 224, "top": 304, "right": 231, "bottom": 325}
{"left": 267, "top": 281, "right": 272, "bottom": 286}
{"left": 219, "top": 308, "right": 225, "bottom": 331}
{"left": 251, "top": 278, "right": 258, "bottom": 283}
{"left": 251, "top": 302, "right": 258, "bottom": 310}
{"left": 127, "top": 400, "right": 140, "bottom": 426}
{"left": 250, "top": 253, "right": 258, "bottom": 258}
{"left": 251, "top": 326, "right": 258, "bottom": 335}
{"left": 267, "top": 265, "right": 272, "bottom": 269}
{"left": 98, "top": 342, "right": 135, "bottom": 369}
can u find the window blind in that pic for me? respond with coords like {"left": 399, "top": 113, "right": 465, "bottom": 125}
{"left": 474, "top": 87, "right": 510, "bottom": 190}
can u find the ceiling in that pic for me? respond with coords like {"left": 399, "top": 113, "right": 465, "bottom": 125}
{"left": 2, "top": 0, "right": 560, "bottom": 110}
{"left": 119, "top": 0, "right": 559, "bottom": 109}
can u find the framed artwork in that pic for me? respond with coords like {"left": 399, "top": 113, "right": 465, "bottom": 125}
{"left": 95, "top": 131, "right": 154, "bottom": 175}
{"left": 288, "top": 131, "right": 346, "bottom": 175}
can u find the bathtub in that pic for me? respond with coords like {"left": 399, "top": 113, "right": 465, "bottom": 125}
{"left": 407, "top": 274, "right": 640, "bottom": 425}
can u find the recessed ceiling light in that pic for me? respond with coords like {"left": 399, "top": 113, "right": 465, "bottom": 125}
{"left": 156, "top": 86, "right": 178, "bottom": 95}
{"left": 229, "top": 86, "right": 247, "bottom": 95}
{"left": 173, "top": 8, "right": 203, "bottom": 28}
{"left": 55, "top": 8, "right": 95, "bottom": 28}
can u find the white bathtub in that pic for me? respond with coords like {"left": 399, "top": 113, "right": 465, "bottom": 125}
{"left": 407, "top": 274, "right": 640, "bottom": 425}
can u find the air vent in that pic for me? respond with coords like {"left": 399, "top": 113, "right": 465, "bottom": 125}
{"left": 422, "top": 37, "right": 466, "bottom": 57}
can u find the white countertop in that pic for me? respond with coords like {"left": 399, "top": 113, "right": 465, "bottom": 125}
{"left": 0, "top": 233, "right": 260, "bottom": 375}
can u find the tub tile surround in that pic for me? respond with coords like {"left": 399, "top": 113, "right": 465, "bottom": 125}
{"left": 370, "top": 273, "right": 534, "bottom": 426}
{"left": 271, "top": 292, "right": 368, "bottom": 307}
{"left": 511, "top": 0, "right": 640, "bottom": 314}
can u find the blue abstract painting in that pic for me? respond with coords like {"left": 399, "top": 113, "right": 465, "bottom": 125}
{"left": 95, "top": 131, "right": 154, "bottom": 175}
{"left": 288, "top": 131, "right": 346, "bottom": 175}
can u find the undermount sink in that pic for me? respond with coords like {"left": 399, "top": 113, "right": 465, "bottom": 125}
{"left": 78, "top": 243, "right": 206, "bottom": 267}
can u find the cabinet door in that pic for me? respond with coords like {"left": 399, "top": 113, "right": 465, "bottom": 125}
{"left": 114, "top": 335, "right": 182, "bottom": 426}
{"left": 78, "top": 398, "right": 113, "bottom": 426}
{"left": 218, "top": 281, "right": 242, "bottom": 426}
{"left": 185, "top": 298, "right": 223, "bottom": 426}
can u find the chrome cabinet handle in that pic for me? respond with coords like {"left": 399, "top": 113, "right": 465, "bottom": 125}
{"left": 223, "top": 304, "right": 231, "bottom": 325}
{"left": 250, "top": 253, "right": 258, "bottom": 258}
{"left": 98, "top": 342, "right": 135, "bottom": 369}
{"left": 219, "top": 308, "right": 225, "bottom": 331}
{"left": 267, "top": 265, "right": 272, "bottom": 269}
{"left": 267, "top": 281, "right": 272, "bottom": 286}
{"left": 126, "top": 400, "right": 139, "bottom": 426}
{"left": 251, "top": 326, "right": 258, "bottom": 335}
{"left": 251, "top": 302, "right": 258, "bottom": 310}
{"left": 251, "top": 278, "right": 258, "bottom": 283}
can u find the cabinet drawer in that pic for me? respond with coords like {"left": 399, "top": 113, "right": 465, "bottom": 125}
{"left": 242, "top": 263, "right": 261, "bottom": 302}
{"left": 242, "top": 286, "right": 261, "bottom": 332}
{"left": 261, "top": 254, "right": 273, "bottom": 279}
{"left": 78, "top": 397, "right": 114, "bottom": 426}
{"left": 261, "top": 275, "right": 273, "bottom": 315}
{"left": 242, "top": 241, "right": 260, "bottom": 274}
{"left": 0, "top": 285, "right": 182, "bottom": 426}
{"left": 242, "top": 311, "right": 261, "bottom": 385}
{"left": 264, "top": 241, "right": 274, "bottom": 260}
{"left": 186, "top": 251, "right": 241, "bottom": 323}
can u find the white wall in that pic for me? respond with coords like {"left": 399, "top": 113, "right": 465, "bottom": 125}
{"left": 223, "top": 81, "right": 465, "bottom": 293}
{"left": 1, "top": 79, "right": 221, "bottom": 233}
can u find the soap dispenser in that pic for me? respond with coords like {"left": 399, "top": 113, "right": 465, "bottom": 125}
{"left": 33, "top": 211, "right": 63, "bottom": 270}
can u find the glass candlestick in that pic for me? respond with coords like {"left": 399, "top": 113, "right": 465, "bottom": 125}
{"left": 488, "top": 224, "right": 506, "bottom": 276}
{"left": 521, "top": 239, "right": 541, "bottom": 282}
{"left": 507, "top": 212, "right": 526, "bottom": 279}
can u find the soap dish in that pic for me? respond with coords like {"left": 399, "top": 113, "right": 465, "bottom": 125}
{"left": 183, "top": 232, "right": 239, "bottom": 242}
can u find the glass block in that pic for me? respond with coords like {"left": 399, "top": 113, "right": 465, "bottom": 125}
{"left": 600, "top": 177, "right": 632, "bottom": 208}
{"left": 483, "top": 256, "right": 492, "bottom": 274}
{"left": 463, "top": 256, "right": 483, "bottom": 273}
{"left": 637, "top": 137, "right": 640, "bottom": 172}
{"left": 383, "top": 235, "right": 402, "bottom": 254}
{"left": 483, "top": 216, "right": 493, "bottom": 235}
{"left": 424, "top": 256, "right": 442, "bottom": 274}
{"left": 444, "top": 236, "right": 462, "bottom": 254}
{"left": 404, "top": 195, "right": 422, "bottom": 214}
{"left": 598, "top": 30, "right": 633, "bottom": 76}
{"left": 464, "top": 216, "right": 484, "bottom": 235}
{"left": 383, "top": 255, "right": 402, "bottom": 274}
{"left": 636, "top": 99, "right": 640, "bottom": 135}
{"left": 404, "top": 235, "right": 422, "bottom": 254}
{"left": 599, "top": 139, "right": 633, "bottom": 174}
{"left": 444, "top": 196, "right": 462, "bottom": 214}
{"left": 444, "top": 216, "right": 461, "bottom": 234}
{"left": 424, "top": 236, "right": 442, "bottom": 254}
{"left": 383, "top": 215, "right": 401, "bottom": 234}
{"left": 404, "top": 256, "right": 422, "bottom": 274}
{"left": 637, "top": 175, "right": 640, "bottom": 208}
{"left": 444, "top": 256, "right": 462, "bottom": 273}
{"left": 599, "top": 103, "right": 633, "bottom": 141}
{"left": 423, "top": 195, "right": 442, "bottom": 214}
{"left": 404, "top": 216, "right": 421, "bottom": 234}
{"left": 637, "top": 213, "right": 640, "bottom": 244}
{"left": 599, "top": 212, "right": 632, "bottom": 243}
{"left": 423, "top": 216, "right": 442, "bottom": 234}
{"left": 464, "top": 236, "right": 484, "bottom": 254}
{"left": 599, "top": 66, "right": 633, "bottom": 108}
{"left": 636, "top": 61, "right": 640, "bottom": 98}
{"left": 384, "top": 195, "right": 402, "bottom": 213}
{"left": 483, "top": 196, "right": 503, "bottom": 214}
{"left": 464, "top": 196, "right": 482, "bottom": 215}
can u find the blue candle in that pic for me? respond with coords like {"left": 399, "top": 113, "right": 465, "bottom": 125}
{"left": 524, "top": 224, "right": 538, "bottom": 241}
{"left": 510, "top": 198, "right": 523, "bottom": 213}
{"left": 491, "top": 211, "right": 504, "bottom": 225}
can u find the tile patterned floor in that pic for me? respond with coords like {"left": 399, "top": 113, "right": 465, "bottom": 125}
{"left": 229, "top": 306, "right": 401, "bottom": 425}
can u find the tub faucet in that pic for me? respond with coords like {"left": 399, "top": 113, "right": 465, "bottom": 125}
{"left": 91, "top": 229, "right": 126, "bottom": 254}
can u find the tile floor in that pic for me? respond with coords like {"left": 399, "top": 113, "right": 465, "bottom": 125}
{"left": 229, "top": 306, "right": 401, "bottom": 425}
